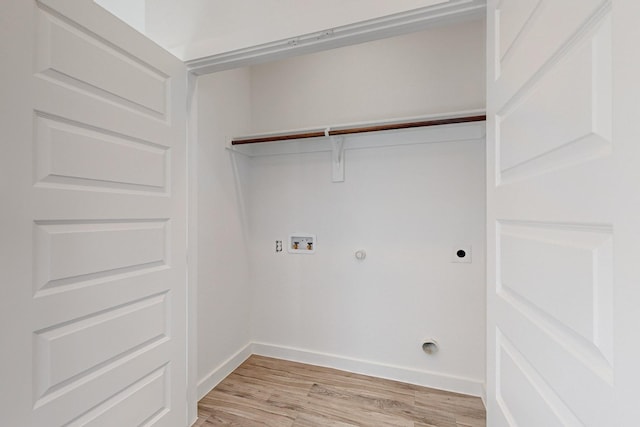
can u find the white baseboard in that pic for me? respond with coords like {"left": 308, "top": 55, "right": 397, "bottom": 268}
{"left": 480, "top": 383, "right": 487, "bottom": 408}
{"left": 196, "top": 341, "right": 484, "bottom": 402}
{"left": 196, "top": 342, "right": 253, "bottom": 400}
{"left": 251, "top": 342, "right": 484, "bottom": 398}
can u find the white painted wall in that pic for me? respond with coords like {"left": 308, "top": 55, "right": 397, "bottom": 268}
{"left": 196, "top": 22, "right": 486, "bottom": 396}
{"left": 249, "top": 19, "right": 486, "bottom": 133}
{"left": 248, "top": 136, "right": 486, "bottom": 394}
{"left": 94, "top": 0, "right": 146, "bottom": 33}
{"left": 196, "top": 68, "right": 253, "bottom": 397}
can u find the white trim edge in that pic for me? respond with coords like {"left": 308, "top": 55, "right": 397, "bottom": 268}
{"left": 196, "top": 343, "right": 253, "bottom": 400}
{"left": 481, "top": 382, "right": 487, "bottom": 408}
{"left": 186, "top": 70, "right": 200, "bottom": 427}
{"left": 251, "top": 342, "right": 485, "bottom": 397}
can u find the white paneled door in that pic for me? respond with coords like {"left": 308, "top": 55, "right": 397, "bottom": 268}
{"left": 487, "top": 0, "right": 640, "bottom": 425}
{"left": 1, "top": 1, "right": 188, "bottom": 426}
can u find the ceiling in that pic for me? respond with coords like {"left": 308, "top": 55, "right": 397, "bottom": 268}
{"left": 95, "top": 0, "right": 456, "bottom": 61}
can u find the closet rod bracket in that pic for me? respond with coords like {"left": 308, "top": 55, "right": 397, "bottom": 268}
{"left": 331, "top": 135, "right": 345, "bottom": 182}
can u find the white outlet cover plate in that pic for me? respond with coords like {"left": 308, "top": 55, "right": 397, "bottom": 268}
{"left": 452, "top": 245, "right": 472, "bottom": 263}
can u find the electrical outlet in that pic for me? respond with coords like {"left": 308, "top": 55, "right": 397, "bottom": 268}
{"left": 275, "top": 240, "right": 282, "bottom": 252}
{"left": 452, "top": 245, "right": 472, "bottom": 263}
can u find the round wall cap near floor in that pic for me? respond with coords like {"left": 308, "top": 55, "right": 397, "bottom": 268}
{"left": 422, "top": 340, "right": 438, "bottom": 355}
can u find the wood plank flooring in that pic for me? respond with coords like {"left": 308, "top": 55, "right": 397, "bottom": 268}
{"left": 195, "top": 355, "right": 486, "bottom": 426}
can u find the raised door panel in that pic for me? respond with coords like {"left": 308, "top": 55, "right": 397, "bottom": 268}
{"left": 498, "top": 15, "right": 611, "bottom": 183}
{"left": 34, "top": 114, "right": 169, "bottom": 194}
{"left": 35, "top": 7, "right": 168, "bottom": 118}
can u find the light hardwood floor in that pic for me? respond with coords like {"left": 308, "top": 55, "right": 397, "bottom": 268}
{"left": 195, "top": 355, "right": 486, "bottom": 426}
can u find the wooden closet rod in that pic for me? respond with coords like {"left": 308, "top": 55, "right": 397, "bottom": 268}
{"left": 231, "top": 114, "right": 486, "bottom": 145}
